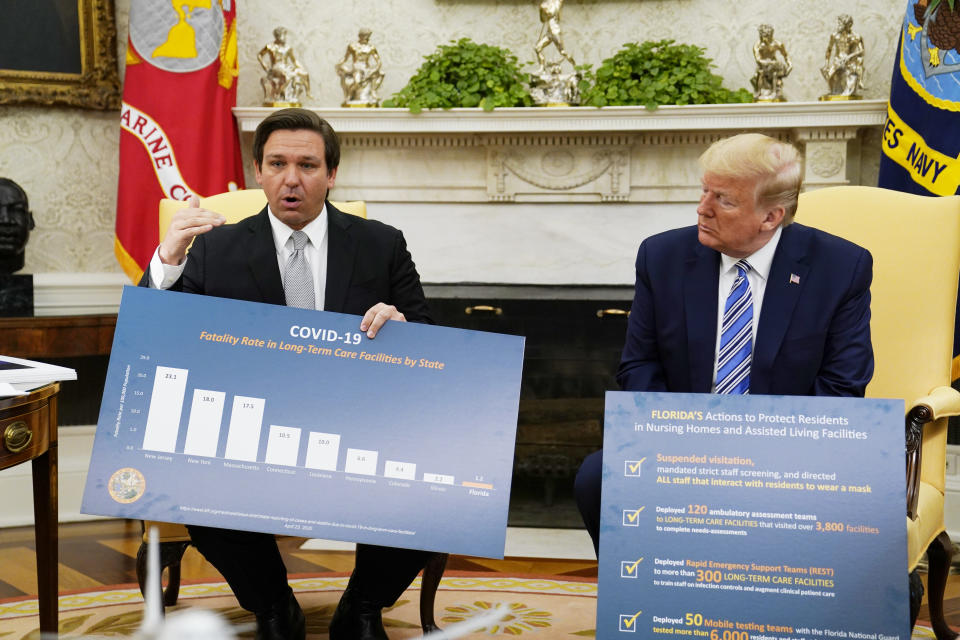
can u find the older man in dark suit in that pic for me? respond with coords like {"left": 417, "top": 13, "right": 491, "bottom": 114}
{"left": 142, "top": 108, "right": 430, "bottom": 640}
{"left": 574, "top": 133, "right": 875, "bottom": 555}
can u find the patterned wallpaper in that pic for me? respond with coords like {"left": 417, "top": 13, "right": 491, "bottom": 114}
{"left": 0, "top": 0, "right": 904, "bottom": 273}
{"left": 238, "top": 0, "right": 903, "bottom": 108}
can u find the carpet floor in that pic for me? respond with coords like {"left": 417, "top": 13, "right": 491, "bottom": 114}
{"left": 1, "top": 575, "right": 950, "bottom": 639}
{"left": 0, "top": 571, "right": 599, "bottom": 639}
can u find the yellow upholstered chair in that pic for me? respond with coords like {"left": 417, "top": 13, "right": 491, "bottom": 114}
{"left": 797, "top": 186, "right": 960, "bottom": 640}
{"left": 139, "top": 189, "right": 448, "bottom": 632}
{"left": 157, "top": 188, "right": 368, "bottom": 238}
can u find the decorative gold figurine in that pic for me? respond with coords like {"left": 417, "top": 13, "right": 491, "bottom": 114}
{"left": 820, "top": 14, "right": 865, "bottom": 100}
{"left": 530, "top": 62, "right": 581, "bottom": 106}
{"left": 258, "top": 27, "right": 310, "bottom": 107}
{"left": 751, "top": 24, "right": 792, "bottom": 102}
{"left": 335, "top": 28, "right": 384, "bottom": 108}
{"left": 535, "top": 0, "right": 575, "bottom": 69}
{"left": 531, "top": 0, "right": 580, "bottom": 106}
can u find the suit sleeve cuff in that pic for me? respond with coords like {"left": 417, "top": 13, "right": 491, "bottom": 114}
{"left": 148, "top": 246, "right": 187, "bottom": 289}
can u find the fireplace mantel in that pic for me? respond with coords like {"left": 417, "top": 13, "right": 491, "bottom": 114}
{"left": 233, "top": 101, "right": 891, "bottom": 286}
{"left": 234, "top": 101, "right": 886, "bottom": 204}
{"left": 234, "top": 101, "right": 886, "bottom": 135}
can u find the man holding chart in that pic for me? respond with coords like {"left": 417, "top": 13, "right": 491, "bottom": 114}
{"left": 574, "top": 133, "right": 875, "bottom": 554}
{"left": 142, "top": 108, "right": 431, "bottom": 640}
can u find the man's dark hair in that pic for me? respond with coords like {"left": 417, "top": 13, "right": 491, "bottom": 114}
{"left": 252, "top": 108, "right": 340, "bottom": 172}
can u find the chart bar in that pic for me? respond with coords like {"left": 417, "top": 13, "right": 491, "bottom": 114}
{"left": 223, "top": 396, "right": 266, "bottom": 462}
{"left": 142, "top": 366, "right": 189, "bottom": 453}
{"left": 462, "top": 481, "right": 494, "bottom": 489}
{"left": 265, "top": 425, "right": 301, "bottom": 466}
{"left": 384, "top": 460, "right": 417, "bottom": 480}
{"left": 423, "top": 473, "right": 455, "bottom": 485}
{"left": 182, "top": 389, "right": 226, "bottom": 457}
{"left": 344, "top": 448, "right": 378, "bottom": 475}
{"left": 305, "top": 432, "right": 341, "bottom": 471}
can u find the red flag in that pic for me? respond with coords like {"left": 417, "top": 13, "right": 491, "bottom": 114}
{"left": 115, "top": 0, "right": 244, "bottom": 282}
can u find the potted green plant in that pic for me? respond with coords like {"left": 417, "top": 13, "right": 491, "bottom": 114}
{"left": 580, "top": 39, "right": 752, "bottom": 109}
{"left": 383, "top": 38, "right": 533, "bottom": 112}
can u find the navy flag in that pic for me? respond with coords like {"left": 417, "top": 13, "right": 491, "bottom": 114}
{"left": 878, "top": 0, "right": 960, "bottom": 378}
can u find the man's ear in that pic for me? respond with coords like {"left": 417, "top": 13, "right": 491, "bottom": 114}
{"left": 27, "top": 212, "right": 34, "bottom": 231}
{"left": 254, "top": 161, "right": 263, "bottom": 186}
{"left": 760, "top": 205, "right": 785, "bottom": 231}
{"left": 327, "top": 167, "right": 338, "bottom": 189}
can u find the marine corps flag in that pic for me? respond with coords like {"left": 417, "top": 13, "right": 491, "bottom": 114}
{"left": 114, "top": 0, "right": 244, "bottom": 282}
{"left": 878, "top": 0, "right": 960, "bottom": 378}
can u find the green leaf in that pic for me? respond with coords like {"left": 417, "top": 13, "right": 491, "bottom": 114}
{"left": 386, "top": 37, "right": 532, "bottom": 111}
{"left": 581, "top": 38, "right": 750, "bottom": 107}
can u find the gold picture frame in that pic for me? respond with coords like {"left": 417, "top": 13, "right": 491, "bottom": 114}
{"left": 0, "top": 0, "right": 121, "bottom": 109}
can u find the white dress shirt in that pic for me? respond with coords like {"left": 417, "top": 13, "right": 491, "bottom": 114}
{"left": 710, "top": 225, "right": 782, "bottom": 390}
{"left": 148, "top": 204, "right": 329, "bottom": 310}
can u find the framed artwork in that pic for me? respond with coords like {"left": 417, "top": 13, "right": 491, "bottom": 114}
{"left": 0, "top": 0, "right": 121, "bottom": 109}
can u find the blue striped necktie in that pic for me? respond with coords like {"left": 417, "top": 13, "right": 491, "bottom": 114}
{"left": 716, "top": 260, "right": 753, "bottom": 395}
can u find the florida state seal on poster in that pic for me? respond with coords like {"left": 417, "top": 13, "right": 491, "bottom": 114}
{"left": 108, "top": 467, "right": 146, "bottom": 504}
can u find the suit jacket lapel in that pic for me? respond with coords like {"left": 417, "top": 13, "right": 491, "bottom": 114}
{"left": 324, "top": 202, "right": 358, "bottom": 313}
{"left": 246, "top": 208, "right": 286, "bottom": 305}
{"left": 685, "top": 244, "right": 720, "bottom": 393}
{"left": 753, "top": 224, "right": 809, "bottom": 394}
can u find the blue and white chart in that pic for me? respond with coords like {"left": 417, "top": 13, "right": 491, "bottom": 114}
{"left": 82, "top": 286, "right": 525, "bottom": 558}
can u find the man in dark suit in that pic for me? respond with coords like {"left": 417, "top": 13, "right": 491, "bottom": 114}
{"left": 142, "top": 108, "right": 431, "bottom": 640}
{"left": 574, "top": 133, "right": 874, "bottom": 555}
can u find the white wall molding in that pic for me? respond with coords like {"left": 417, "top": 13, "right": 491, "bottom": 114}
{"left": 33, "top": 273, "right": 128, "bottom": 316}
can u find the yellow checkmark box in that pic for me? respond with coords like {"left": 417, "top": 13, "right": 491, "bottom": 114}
{"left": 621, "top": 611, "right": 642, "bottom": 628}
{"left": 625, "top": 458, "right": 646, "bottom": 475}
{"left": 622, "top": 557, "right": 643, "bottom": 574}
{"left": 624, "top": 506, "right": 645, "bottom": 523}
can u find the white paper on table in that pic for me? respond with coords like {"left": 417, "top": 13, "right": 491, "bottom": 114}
{"left": 0, "top": 382, "right": 28, "bottom": 397}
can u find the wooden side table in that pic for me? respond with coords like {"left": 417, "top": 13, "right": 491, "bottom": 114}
{"left": 0, "top": 383, "right": 60, "bottom": 633}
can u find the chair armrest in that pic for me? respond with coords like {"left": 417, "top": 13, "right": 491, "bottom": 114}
{"left": 906, "top": 386, "right": 960, "bottom": 519}
{"left": 914, "top": 386, "right": 960, "bottom": 420}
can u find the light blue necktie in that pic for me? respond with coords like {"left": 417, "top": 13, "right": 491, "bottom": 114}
{"left": 716, "top": 260, "right": 753, "bottom": 395}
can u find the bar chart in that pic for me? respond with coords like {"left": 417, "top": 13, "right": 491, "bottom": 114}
{"left": 83, "top": 287, "right": 524, "bottom": 558}
{"left": 137, "top": 363, "right": 489, "bottom": 488}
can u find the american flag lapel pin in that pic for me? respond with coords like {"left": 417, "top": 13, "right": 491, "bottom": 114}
{"left": 789, "top": 273, "right": 800, "bottom": 285}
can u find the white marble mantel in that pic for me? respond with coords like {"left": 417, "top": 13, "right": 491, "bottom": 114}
{"left": 233, "top": 101, "right": 886, "bottom": 135}
{"left": 235, "top": 100, "right": 887, "bottom": 203}
{"left": 233, "top": 100, "right": 889, "bottom": 287}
